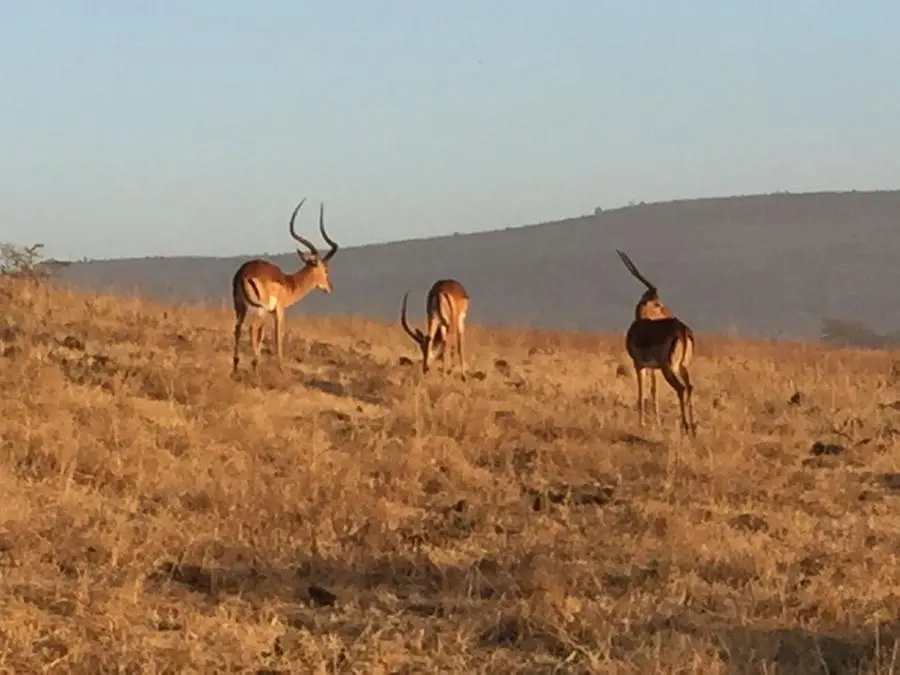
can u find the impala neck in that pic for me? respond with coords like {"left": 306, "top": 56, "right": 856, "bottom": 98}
{"left": 285, "top": 265, "right": 319, "bottom": 301}
{"left": 635, "top": 295, "right": 673, "bottom": 321}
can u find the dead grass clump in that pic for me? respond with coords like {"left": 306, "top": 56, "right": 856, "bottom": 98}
{"left": 0, "top": 277, "right": 899, "bottom": 672}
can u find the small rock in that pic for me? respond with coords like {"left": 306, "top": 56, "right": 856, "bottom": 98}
{"left": 527, "top": 346, "right": 554, "bottom": 357}
{"left": 802, "top": 456, "right": 840, "bottom": 469}
{"left": 810, "top": 441, "right": 845, "bottom": 456}
{"left": 525, "top": 483, "right": 614, "bottom": 511}
{"left": 788, "top": 391, "right": 803, "bottom": 406}
{"left": 728, "top": 513, "right": 769, "bottom": 533}
{"left": 570, "top": 484, "right": 615, "bottom": 506}
{"left": 2, "top": 345, "right": 21, "bottom": 358}
{"left": 60, "top": 335, "right": 85, "bottom": 350}
{"left": 880, "top": 473, "right": 900, "bottom": 491}
{"left": 307, "top": 584, "right": 337, "bottom": 607}
{"left": 797, "top": 554, "right": 826, "bottom": 577}
{"left": 0, "top": 323, "right": 21, "bottom": 342}
{"left": 507, "top": 377, "right": 527, "bottom": 390}
{"left": 320, "top": 410, "right": 350, "bottom": 423}
{"left": 308, "top": 341, "right": 334, "bottom": 358}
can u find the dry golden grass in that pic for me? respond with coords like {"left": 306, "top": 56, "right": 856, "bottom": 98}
{"left": 2, "top": 277, "right": 900, "bottom": 674}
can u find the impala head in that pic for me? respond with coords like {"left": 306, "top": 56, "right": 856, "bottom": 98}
{"left": 400, "top": 291, "right": 445, "bottom": 371}
{"left": 616, "top": 249, "right": 673, "bottom": 320}
{"left": 289, "top": 199, "right": 340, "bottom": 293}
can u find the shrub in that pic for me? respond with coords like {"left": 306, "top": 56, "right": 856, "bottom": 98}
{"left": 0, "top": 242, "right": 47, "bottom": 280}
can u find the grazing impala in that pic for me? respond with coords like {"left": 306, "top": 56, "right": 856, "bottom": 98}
{"left": 400, "top": 279, "right": 469, "bottom": 381}
{"left": 231, "top": 198, "right": 339, "bottom": 373}
{"left": 616, "top": 250, "right": 696, "bottom": 436}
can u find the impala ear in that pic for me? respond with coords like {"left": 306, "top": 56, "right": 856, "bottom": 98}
{"left": 297, "top": 249, "right": 319, "bottom": 264}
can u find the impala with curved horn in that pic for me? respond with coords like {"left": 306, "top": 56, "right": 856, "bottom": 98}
{"left": 400, "top": 279, "right": 469, "bottom": 381}
{"left": 231, "top": 198, "right": 340, "bottom": 373}
{"left": 616, "top": 250, "right": 696, "bottom": 436}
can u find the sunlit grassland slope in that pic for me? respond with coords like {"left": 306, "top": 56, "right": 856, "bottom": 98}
{"left": 1, "top": 277, "right": 900, "bottom": 673}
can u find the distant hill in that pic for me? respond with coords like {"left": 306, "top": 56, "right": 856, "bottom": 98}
{"left": 51, "top": 190, "right": 900, "bottom": 340}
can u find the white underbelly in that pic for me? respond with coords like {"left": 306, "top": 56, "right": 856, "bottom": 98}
{"left": 248, "top": 294, "right": 278, "bottom": 315}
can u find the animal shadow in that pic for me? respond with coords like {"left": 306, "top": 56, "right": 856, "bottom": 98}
{"left": 302, "top": 373, "right": 391, "bottom": 407}
{"left": 716, "top": 623, "right": 900, "bottom": 674}
{"left": 609, "top": 431, "right": 666, "bottom": 451}
{"left": 148, "top": 552, "right": 512, "bottom": 609}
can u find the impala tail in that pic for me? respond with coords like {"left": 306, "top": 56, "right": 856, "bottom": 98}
{"left": 233, "top": 268, "right": 266, "bottom": 309}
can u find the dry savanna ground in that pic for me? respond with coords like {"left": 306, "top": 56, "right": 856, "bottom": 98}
{"left": 2, "top": 277, "right": 900, "bottom": 674}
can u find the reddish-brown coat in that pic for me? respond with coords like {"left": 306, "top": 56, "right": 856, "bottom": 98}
{"left": 401, "top": 279, "right": 470, "bottom": 381}
{"left": 617, "top": 250, "right": 696, "bottom": 436}
{"left": 232, "top": 199, "right": 339, "bottom": 373}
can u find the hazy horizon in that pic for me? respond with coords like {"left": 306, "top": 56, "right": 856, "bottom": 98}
{"left": 51, "top": 190, "right": 900, "bottom": 342}
{"left": 50, "top": 188, "right": 872, "bottom": 263}
{"left": 3, "top": 3, "right": 899, "bottom": 261}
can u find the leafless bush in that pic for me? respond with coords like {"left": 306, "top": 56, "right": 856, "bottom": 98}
{"left": 0, "top": 242, "right": 47, "bottom": 280}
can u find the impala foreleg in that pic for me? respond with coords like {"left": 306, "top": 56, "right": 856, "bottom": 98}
{"left": 634, "top": 365, "right": 645, "bottom": 427}
{"left": 679, "top": 364, "right": 696, "bottom": 436}
{"left": 440, "top": 327, "right": 451, "bottom": 374}
{"left": 232, "top": 306, "right": 246, "bottom": 373}
{"left": 249, "top": 314, "right": 265, "bottom": 371}
{"left": 273, "top": 306, "right": 286, "bottom": 370}
{"left": 424, "top": 314, "right": 442, "bottom": 374}
{"left": 456, "top": 318, "right": 466, "bottom": 382}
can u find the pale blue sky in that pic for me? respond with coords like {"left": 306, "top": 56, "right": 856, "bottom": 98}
{"left": 2, "top": 2, "right": 898, "bottom": 260}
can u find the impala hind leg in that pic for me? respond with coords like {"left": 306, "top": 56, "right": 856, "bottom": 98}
{"left": 232, "top": 306, "right": 247, "bottom": 373}
{"left": 650, "top": 370, "right": 659, "bottom": 424}
{"left": 456, "top": 320, "right": 466, "bottom": 382}
{"left": 249, "top": 315, "right": 265, "bottom": 371}
{"left": 661, "top": 366, "right": 694, "bottom": 437}
{"left": 273, "top": 307, "right": 286, "bottom": 371}
{"left": 440, "top": 327, "right": 451, "bottom": 375}
{"left": 679, "top": 365, "right": 696, "bottom": 436}
{"left": 634, "top": 365, "right": 645, "bottom": 427}
{"left": 424, "top": 315, "right": 441, "bottom": 374}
